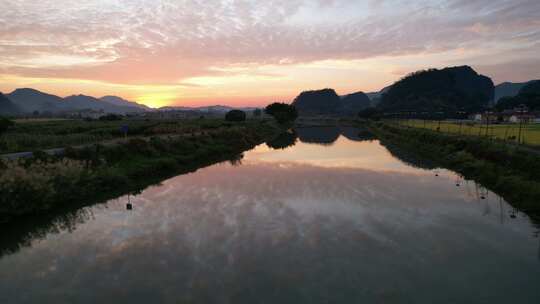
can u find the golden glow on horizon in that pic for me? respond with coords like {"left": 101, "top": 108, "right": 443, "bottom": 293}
{"left": 0, "top": 48, "right": 537, "bottom": 108}
{"left": 1, "top": 0, "right": 539, "bottom": 108}
{"left": 136, "top": 93, "right": 180, "bottom": 108}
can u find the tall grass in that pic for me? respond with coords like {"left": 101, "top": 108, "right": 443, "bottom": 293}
{"left": 0, "top": 120, "right": 281, "bottom": 221}
{"left": 371, "top": 121, "right": 540, "bottom": 220}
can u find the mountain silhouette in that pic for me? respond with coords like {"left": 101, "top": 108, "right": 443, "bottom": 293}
{"left": 0, "top": 92, "right": 20, "bottom": 115}
{"left": 6, "top": 88, "right": 148, "bottom": 114}
{"left": 292, "top": 89, "right": 342, "bottom": 115}
{"left": 519, "top": 80, "right": 540, "bottom": 95}
{"left": 366, "top": 85, "right": 392, "bottom": 105}
{"left": 7, "top": 88, "right": 66, "bottom": 113}
{"left": 100, "top": 96, "right": 150, "bottom": 111}
{"left": 495, "top": 80, "right": 540, "bottom": 111}
{"left": 292, "top": 89, "right": 371, "bottom": 115}
{"left": 64, "top": 94, "right": 146, "bottom": 113}
{"left": 340, "top": 92, "right": 371, "bottom": 114}
{"left": 378, "top": 66, "right": 494, "bottom": 112}
{"left": 494, "top": 81, "right": 534, "bottom": 103}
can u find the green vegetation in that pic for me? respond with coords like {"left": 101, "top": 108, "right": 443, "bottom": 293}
{"left": 358, "top": 107, "right": 382, "bottom": 120}
{"left": 0, "top": 119, "right": 281, "bottom": 221}
{"left": 496, "top": 80, "right": 540, "bottom": 111}
{"left": 0, "top": 118, "right": 14, "bottom": 135}
{"left": 400, "top": 119, "right": 540, "bottom": 146}
{"left": 225, "top": 110, "right": 247, "bottom": 122}
{"left": 265, "top": 102, "right": 298, "bottom": 124}
{"left": 370, "top": 122, "right": 540, "bottom": 219}
{"left": 378, "top": 66, "right": 493, "bottom": 113}
{"left": 0, "top": 118, "right": 237, "bottom": 153}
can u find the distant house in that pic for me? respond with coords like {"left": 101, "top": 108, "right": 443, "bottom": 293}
{"left": 470, "top": 113, "right": 482, "bottom": 121}
{"left": 499, "top": 105, "right": 536, "bottom": 123}
{"left": 469, "top": 112, "right": 497, "bottom": 123}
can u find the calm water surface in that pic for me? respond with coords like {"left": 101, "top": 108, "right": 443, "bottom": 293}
{"left": 1, "top": 127, "right": 539, "bottom": 303}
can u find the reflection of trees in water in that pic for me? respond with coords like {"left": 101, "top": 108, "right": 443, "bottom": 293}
{"left": 266, "top": 130, "right": 298, "bottom": 150}
{"left": 377, "top": 139, "right": 439, "bottom": 170}
{"left": 296, "top": 126, "right": 340, "bottom": 145}
{"left": 0, "top": 206, "right": 95, "bottom": 257}
{"left": 0, "top": 152, "right": 247, "bottom": 257}
{"left": 295, "top": 126, "right": 376, "bottom": 145}
{"left": 2, "top": 162, "right": 539, "bottom": 302}
{"left": 380, "top": 137, "right": 540, "bottom": 228}
{"left": 229, "top": 153, "right": 245, "bottom": 166}
{"left": 339, "top": 126, "right": 377, "bottom": 142}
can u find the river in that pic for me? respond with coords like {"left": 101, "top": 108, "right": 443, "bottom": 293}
{"left": 0, "top": 126, "right": 539, "bottom": 303}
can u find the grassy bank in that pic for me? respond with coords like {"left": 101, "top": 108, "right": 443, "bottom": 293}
{"left": 0, "top": 119, "right": 281, "bottom": 222}
{"left": 370, "top": 121, "right": 540, "bottom": 220}
{"left": 399, "top": 119, "right": 540, "bottom": 147}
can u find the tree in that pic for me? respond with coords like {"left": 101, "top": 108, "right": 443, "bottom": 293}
{"left": 0, "top": 117, "right": 14, "bottom": 135}
{"left": 358, "top": 107, "right": 382, "bottom": 120}
{"left": 264, "top": 103, "right": 298, "bottom": 124}
{"left": 225, "top": 110, "right": 246, "bottom": 122}
{"left": 266, "top": 130, "right": 297, "bottom": 150}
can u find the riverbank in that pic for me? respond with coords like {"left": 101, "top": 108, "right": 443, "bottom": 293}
{"left": 369, "top": 121, "right": 540, "bottom": 220}
{"left": 0, "top": 119, "right": 282, "bottom": 222}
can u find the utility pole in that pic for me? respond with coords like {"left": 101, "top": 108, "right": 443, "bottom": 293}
{"left": 485, "top": 111, "right": 489, "bottom": 138}
{"left": 517, "top": 109, "right": 524, "bottom": 144}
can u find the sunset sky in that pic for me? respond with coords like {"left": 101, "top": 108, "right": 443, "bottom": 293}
{"left": 1, "top": 0, "right": 539, "bottom": 108}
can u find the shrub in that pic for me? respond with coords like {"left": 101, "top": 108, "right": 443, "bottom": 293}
{"left": 225, "top": 110, "right": 247, "bottom": 122}
{"left": 0, "top": 118, "right": 14, "bottom": 135}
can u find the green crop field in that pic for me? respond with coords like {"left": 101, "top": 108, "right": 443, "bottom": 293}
{"left": 0, "top": 118, "right": 245, "bottom": 154}
{"left": 398, "top": 119, "right": 540, "bottom": 146}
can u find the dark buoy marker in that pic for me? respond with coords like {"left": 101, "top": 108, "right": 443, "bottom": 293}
{"left": 126, "top": 193, "right": 133, "bottom": 210}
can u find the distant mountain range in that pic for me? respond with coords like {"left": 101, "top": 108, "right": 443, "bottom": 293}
{"left": 292, "top": 66, "right": 503, "bottom": 115}
{"left": 100, "top": 96, "right": 151, "bottom": 111}
{"left": 0, "top": 88, "right": 259, "bottom": 116}
{"left": 494, "top": 80, "right": 539, "bottom": 103}
{"left": 2, "top": 67, "right": 539, "bottom": 118}
{"left": 365, "top": 85, "right": 392, "bottom": 105}
{"left": 159, "top": 105, "right": 258, "bottom": 113}
{"left": 495, "top": 80, "right": 540, "bottom": 111}
{"left": 3, "top": 88, "right": 147, "bottom": 114}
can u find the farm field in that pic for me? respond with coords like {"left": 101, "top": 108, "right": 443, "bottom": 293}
{"left": 0, "top": 118, "right": 245, "bottom": 154}
{"left": 400, "top": 119, "right": 540, "bottom": 146}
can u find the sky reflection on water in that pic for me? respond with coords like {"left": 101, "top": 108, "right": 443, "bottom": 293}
{"left": 0, "top": 128, "right": 539, "bottom": 304}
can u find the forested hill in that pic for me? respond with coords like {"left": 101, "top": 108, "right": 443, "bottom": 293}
{"left": 496, "top": 80, "right": 540, "bottom": 111}
{"left": 378, "top": 66, "right": 494, "bottom": 113}
{"left": 292, "top": 89, "right": 371, "bottom": 115}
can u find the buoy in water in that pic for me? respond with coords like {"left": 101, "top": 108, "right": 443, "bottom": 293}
{"left": 481, "top": 196, "right": 486, "bottom": 200}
